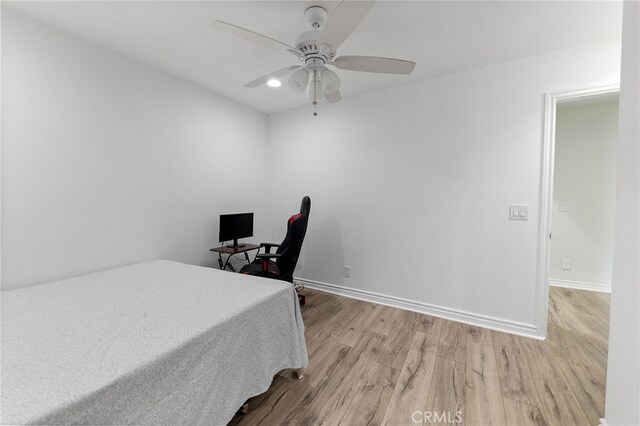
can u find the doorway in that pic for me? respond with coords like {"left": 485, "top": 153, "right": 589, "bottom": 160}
{"left": 537, "top": 84, "right": 619, "bottom": 422}
{"left": 537, "top": 84, "right": 619, "bottom": 338}
{"left": 550, "top": 93, "right": 619, "bottom": 293}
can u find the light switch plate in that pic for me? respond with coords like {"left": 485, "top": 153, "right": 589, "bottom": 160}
{"left": 559, "top": 201, "right": 574, "bottom": 212}
{"left": 509, "top": 204, "right": 529, "bottom": 220}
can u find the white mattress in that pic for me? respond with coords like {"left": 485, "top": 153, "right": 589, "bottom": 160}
{"left": 1, "top": 260, "right": 308, "bottom": 425}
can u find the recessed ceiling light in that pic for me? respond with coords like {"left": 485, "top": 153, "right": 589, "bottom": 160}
{"left": 266, "top": 79, "right": 282, "bottom": 88}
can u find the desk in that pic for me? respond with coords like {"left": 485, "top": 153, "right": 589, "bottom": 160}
{"left": 210, "top": 244, "right": 260, "bottom": 272}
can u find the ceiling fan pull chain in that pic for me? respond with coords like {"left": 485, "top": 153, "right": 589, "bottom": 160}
{"left": 313, "top": 69, "right": 318, "bottom": 116}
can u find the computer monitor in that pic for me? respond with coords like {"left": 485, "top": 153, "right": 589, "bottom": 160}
{"left": 219, "top": 212, "right": 253, "bottom": 248}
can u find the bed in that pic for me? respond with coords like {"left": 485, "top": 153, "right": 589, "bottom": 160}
{"left": 1, "top": 260, "right": 308, "bottom": 425}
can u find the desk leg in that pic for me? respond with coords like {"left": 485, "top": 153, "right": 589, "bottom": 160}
{"left": 223, "top": 254, "right": 237, "bottom": 272}
{"left": 219, "top": 253, "right": 237, "bottom": 272}
{"left": 215, "top": 248, "right": 258, "bottom": 272}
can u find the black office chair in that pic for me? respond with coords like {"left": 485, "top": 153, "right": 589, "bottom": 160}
{"left": 240, "top": 196, "right": 311, "bottom": 304}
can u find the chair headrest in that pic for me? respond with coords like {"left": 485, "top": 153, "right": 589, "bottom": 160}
{"left": 300, "top": 196, "right": 311, "bottom": 215}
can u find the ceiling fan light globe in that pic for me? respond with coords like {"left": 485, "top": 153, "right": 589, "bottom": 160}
{"left": 320, "top": 68, "right": 341, "bottom": 93}
{"left": 288, "top": 68, "right": 309, "bottom": 93}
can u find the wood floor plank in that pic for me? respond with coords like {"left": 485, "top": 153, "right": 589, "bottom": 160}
{"left": 321, "top": 298, "right": 373, "bottom": 346}
{"left": 332, "top": 301, "right": 379, "bottom": 346}
{"left": 547, "top": 324, "right": 607, "bottom": 373}
{"left": 377, "top": 310, "right": 443, "bottom": 371}
{"left": 280, "top": 331, "right": 387, "bottom": 425}
{"left": 551, "top": 356, "right": 606, "bottom": 425}
{"left": 547, "top": 292, "right": 566, "bottom": 328}
{"left": 425, "top": 357, "right": 465, "bottom": 425}
{"left": 465, "top": 341, "right": 506, "bottom": 425}
{"left": 377, "top": 313, "right": 415, "bottom": 370}
{"left": 338, "top": 362, "right": 399, "bottom": 426}
{"left": 517, "top": 338, "right": 591, "bottom": 426}
{"left": 302, "top": 294, "right": 347, "bottom": 334}
{"left": 409, "top": 311, "right": 444, "bottom": 336}
{"left": 438, "top": 320, "right": 467, "bottom": 364}
{"left": 492, "top": 332, "right": 540, "bottom": 406}
{"left": 549, "top": 288, "right": 610, "bottom": 343}
{"left": 467, "top": 325, "right": 495, "bottom": 347}
{"left": 235, "top": 338, "right": 351, "bottom": 424}
{"left": 304, "top": 330, "right": 333, "bottom": 361}
{"left": 300, "top": 290, "right": 333, "bottom": 311}
{"left": 382, "top": 331, "right": 440, "bottom": 425}
{"left": 502, "top": 397, "right": 548, "bottom": 426}
{"left": 369, "top": 304, "right": 402, "bottom": 337}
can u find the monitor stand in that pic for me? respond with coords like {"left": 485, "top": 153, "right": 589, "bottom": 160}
{"left": 230, "top": 239, "right": 246, "bottom": 249}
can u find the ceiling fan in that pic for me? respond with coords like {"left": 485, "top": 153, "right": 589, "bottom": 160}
{"left": 211, "top": 1, "right": 416, "bottom": 115}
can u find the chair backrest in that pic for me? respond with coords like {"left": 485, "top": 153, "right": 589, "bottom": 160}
{"left": 275, "top": 196, "right": 311, "bottom": 282}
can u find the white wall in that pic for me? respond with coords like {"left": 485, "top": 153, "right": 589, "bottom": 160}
{"left": 604, "top": 1, "right": 640, "bottom": 425}
{"left": 550, "top": 98, "right": 618, "bottom": 290}
{"left": 267, "top": 40, "right": 620, "bottom": 334}
{"left": 1, "top": 10, "right": 268, "bottom": 290}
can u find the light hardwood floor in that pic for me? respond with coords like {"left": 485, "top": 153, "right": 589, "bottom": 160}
{"left": 230, "top": 287, "right": 609, "bottom": 425}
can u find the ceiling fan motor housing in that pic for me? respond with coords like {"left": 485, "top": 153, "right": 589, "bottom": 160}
{"left": 296, "top": 6, "right": 336, "bottom": 63}
{"left": 295, "top": 31, "right": 335, "bottom": 62}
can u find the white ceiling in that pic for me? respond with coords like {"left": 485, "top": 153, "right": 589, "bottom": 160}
{"left": 5, "top": 1, "right": 623, "bottom": 114}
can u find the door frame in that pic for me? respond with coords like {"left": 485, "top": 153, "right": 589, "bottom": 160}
{"left": 536, "top": 83, "right": 619, "bottom": 338}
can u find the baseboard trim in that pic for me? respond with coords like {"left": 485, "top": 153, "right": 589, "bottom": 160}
{"left": 599, "top": 418, "right": 608, "bottom": 426}
{"left": 549, "top": 278, "right": 611, "bottom": 294}
{"left": 295, "top": 277, "right": 542, "bottom": 340}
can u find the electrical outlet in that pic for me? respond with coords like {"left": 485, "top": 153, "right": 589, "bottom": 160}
{"left": 343, "top": 265, "right": 352, "bottom": 278}
{"left": 562, "top": 258, "right": 572, "bottom": 270}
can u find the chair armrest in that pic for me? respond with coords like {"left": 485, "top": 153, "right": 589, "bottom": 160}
{"left": 255, "top": 253, "right": 282, "bottom": 259}
{"left": 256, "top": 252, "right": 281, "bottom": 273}
{"left": 260, "top": 242, "right": 281, "bottom": 253}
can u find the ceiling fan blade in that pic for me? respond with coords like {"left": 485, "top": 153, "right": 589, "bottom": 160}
{"left": 318, "top": 1, "right": 374, "bottom": 51}
{"left": 325, "top": 88, "right": 341, "bottom": 103}
{"left": 244, "top": 66, "right": 301, "bottom": 88}
{"left": 211, "top": 20, "right": 299, "bottom": 55}
{"left": 329, "top": 56, "right": 416, "bottom": 74}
